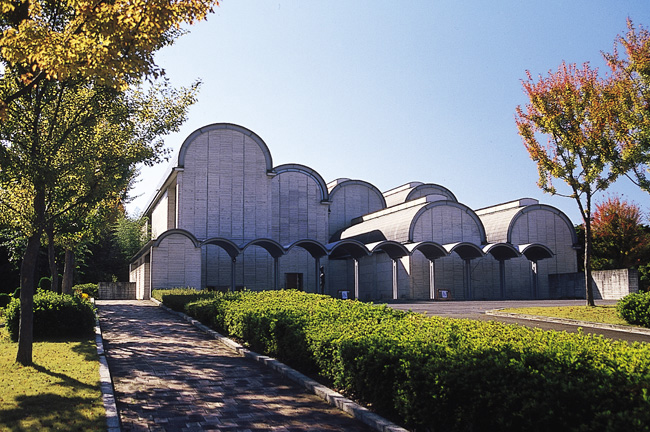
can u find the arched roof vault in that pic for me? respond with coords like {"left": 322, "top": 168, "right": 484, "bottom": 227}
{"left": 153, "top": 229, "right": 200, "bottom": 248}
{"left": 406, "top": 241, "right": 448, "bottom": 260}
{"left": 177, "top": 123, "right": 273, "bottom": 172}
{"left": 202, "top": 237, "right": 241, "bottom": 259}
{"left": 326, "top": 239, "right": 370, "bottom": 260}
{"left": 241, "top": 238, "right": 285, "bottom": 258}
{"left": 286, "top": 239, "right": 328, "bottom": 258}
{"left": 508, "top": 204, "right": 578, "bottom": 245}
{"left": 406, "top": 183, "right": 458, "bottom": 203}
{"left": 444, "top": 242, "right": 484, "bottom": 260}
{"left": 410, "top": 201, "right": 488, "bottom": 244}
{"left": 273, "top": 164, "right": 330, "bottom": 202}
{"left": 483, "top": 243, "right": 520, "bottom": 261}
{"left": 328, "top": 179, "right": 387, "bottom": 209}
{"left": 518, "top": 243, "right": 554, "bottom": 261}
{"left": 366, "top": 241, "right": 410, "bottom": 259}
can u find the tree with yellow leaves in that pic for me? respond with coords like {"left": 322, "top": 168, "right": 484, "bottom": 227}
{"left": 0, "top": 0, "right": 218, "bottom": 114}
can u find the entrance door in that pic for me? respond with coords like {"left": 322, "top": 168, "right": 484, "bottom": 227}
{"left": 285, "top": 273, "right": 303, "bottom": 291}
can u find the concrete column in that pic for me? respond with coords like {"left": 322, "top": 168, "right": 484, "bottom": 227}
{"left": 354, "top": 259, "right": 359, "bottom": 300}
{"left": 464, "top": 259, "right": 472, "bottom": 300}
{"left": 274, "top": 257, "right": 279, "bottom": 290}
{"left": 392, "top": 259, "right": 398, "bottom": 300}
{"left": 531, "top": 261, "right": 538, "bottom": 299}
{"left": 230, "top": 257, "right": 236, "bottom": 292}
{"left": 315, "top": 257, "right": 321, "bottom": 294}
{"left": 429, "top": 260, "right": 436, "bottom": 300}
{"left": 499, "top": 260, "right": 506, "bottom": 299}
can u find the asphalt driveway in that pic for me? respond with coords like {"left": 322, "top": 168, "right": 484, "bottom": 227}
{"left": 383, "top": 299, "right": 650, "bottom": 344}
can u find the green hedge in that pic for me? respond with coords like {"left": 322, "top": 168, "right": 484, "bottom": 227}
{"left": 4, "top": 291, "right": 96, "bottom": 341}
{"left": 72, "top": 283, "right": 99, "bottom": 299}
{"left": 152, "top": 287, "right": 220, "bottom": 312}
{"left": 161, "top": 289, "right": 650, "bottom": 432}
{"left": 618, "top": 292, "right": 650, "bottom": 328}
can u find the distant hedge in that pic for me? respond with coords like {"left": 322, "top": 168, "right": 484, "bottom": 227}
{"left": 4, "top": 291, "right": 96, "bottom": 341}
{"left": 618, "top": 292, "right": 650, "bottom": 328}
{"left": 154, "top": 289, "right": 650, "bottom": 432}
{"left": 72, "top": 283, "right": 99, "bottom": 299}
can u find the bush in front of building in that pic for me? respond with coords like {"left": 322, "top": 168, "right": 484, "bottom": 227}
{"left": 617, "top": 292, "right": 650, "bottom": 328}
{"left": 176, "top": 290, "right": 650, "bottom": 432}
{"left": 4, "top": 290, "right": 96, "bottom": 341}
{"left": 152, "top": 287, "right": 219, "bottom": 312}
{"left": 72, "top": 283, "right": 99, "bottom": 299}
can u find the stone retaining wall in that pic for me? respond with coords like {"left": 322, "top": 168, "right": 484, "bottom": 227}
{"left": 99, "top": 282, "right": 136, "bottom": 300}
{"left": 549, "top": 269, "right": 639, "bottom": 300}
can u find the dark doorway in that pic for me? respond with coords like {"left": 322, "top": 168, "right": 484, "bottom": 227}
{"left": 285, "top": 273, "right": 303, "bottom": 291}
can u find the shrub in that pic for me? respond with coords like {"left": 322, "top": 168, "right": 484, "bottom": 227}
{"left": 617, "top": 292, "right": 650, "bottom": 327}
{"left": 73, "top": 283, "right": 98, "bottom": 299}
{"left": 152, "top": 288, "right": 217, "bottom": 311}
{"left": 4, "top": 291, "right": 96, "bottom": 341}
{"left": 178, "top": 290, "right": 650, "bottom": 431}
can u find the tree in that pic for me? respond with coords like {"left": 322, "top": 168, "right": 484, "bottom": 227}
{"left": 604, "top": 20, "right": 650, "bottom": 191}
{"left": 0, "top": 0, "right": 219, "bottom": 116}
{"left": 0, "top": 72, "right": 198, "bottom": 364}
{"left": 114, "top": 213, "right": 149, "bottom": 261}
{"left": 515, "top": 62, "right": 631, "bottom": 306}
{"left": 591, "top": 196, "right": 650, "bottom": 270}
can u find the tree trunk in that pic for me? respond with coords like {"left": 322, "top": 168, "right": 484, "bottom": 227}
{"left": 61, "top": 249, "right": 74, "bottom": 294}
{"left": 46, "top": 221, "right": 59, "bottom": 293}
{"left": 16, "top": 189, "right": 45, "bottom": 366}
{"left": 584, "top": 194, "right": 595, "bottom": 307}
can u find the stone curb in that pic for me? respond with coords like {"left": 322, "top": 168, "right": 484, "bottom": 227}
{"left": 485, "top": 309, "right": 650, "bottom": 336}
{"left": 150, "top": 298, "right": 409, "bottom": 432}
{"left": 94, "top": 314, "right": 121, "bottom": 432}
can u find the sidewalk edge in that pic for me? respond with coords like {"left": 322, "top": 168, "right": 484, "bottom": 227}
{"left": 95, "top": 312, "right": 121, "bottom": 432}
{"left": 150, "top": 298, "right": 408, "bottom": 432}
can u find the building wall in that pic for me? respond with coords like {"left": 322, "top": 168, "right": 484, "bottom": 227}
{"left": 151, "top": 234, "right": 201, "bottom": 291}
{"left": 135, "top": 123, "right": 580, "bottom": 302}
{"left": 510, "top": 208, "right": 577, "bottom": 298}
{"left": 177, "top": 128, "right": 272, "bottom": 240}
{"left": 271, "top": 171, "right": 329, "bottom": 244}
{"left": 151, "top": 191, "right": 168, "bottom": 239}
{"left": 329, "top": 181, "right": 386, "bottom": 239}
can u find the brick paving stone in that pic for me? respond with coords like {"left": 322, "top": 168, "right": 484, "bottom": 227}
{"left": 98, "top": 300, "right": 373, "bottom": 432}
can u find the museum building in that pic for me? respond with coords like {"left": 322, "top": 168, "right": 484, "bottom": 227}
{"left": 129, "top": 123, "right": 579, "bottom": 301}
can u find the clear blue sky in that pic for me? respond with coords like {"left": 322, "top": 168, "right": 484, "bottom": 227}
{"left": 128, "top": 0, "right": 650, "bottom": 225}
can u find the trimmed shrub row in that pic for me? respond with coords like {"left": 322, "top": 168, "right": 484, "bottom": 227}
{"left": 4, "top": 290, "right": 96, "bottom": 341}
{"left": 618, "top": 291, "right": 650, "bottom": 328}
{"left": 155, "top": 289, "right": 650, "bottom": 432}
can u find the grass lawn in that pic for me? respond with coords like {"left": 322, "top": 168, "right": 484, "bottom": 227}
{"left": 0, "top": 326, "right": 106, "bottom": 431}
{"left": 499, "top": 304, "right": 631, "bottom": 326}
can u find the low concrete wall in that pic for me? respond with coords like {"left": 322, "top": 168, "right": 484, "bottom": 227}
{"left": 548, "top": 269, "right": 639, "bottom": 300}
{"left": 592, "top": 269, "right": 639, "bottom": 300}
{"left": 99, "top": 282, "right": 136, "bottom": 300}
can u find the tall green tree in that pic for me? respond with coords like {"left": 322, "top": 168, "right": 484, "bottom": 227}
{"left": 515, "top": 61, "right": 631, "bottom": 306}
{"left": 0, "top": 72, "right": 198, "bottom": 365}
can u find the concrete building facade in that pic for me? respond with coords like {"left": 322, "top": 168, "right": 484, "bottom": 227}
{"left": 130, "top": 123, "right": 579, "bottom": 300}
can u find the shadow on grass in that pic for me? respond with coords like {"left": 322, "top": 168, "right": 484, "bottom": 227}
{"left": 29, "top": 362, "right": 98, "bottom": 391}
{"left": 0, "top": 393, "right": 104, "bottom": 432}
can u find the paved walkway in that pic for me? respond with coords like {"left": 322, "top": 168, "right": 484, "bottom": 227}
{"left": 97, "top": 300, "right": 373, "bottom": 432}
